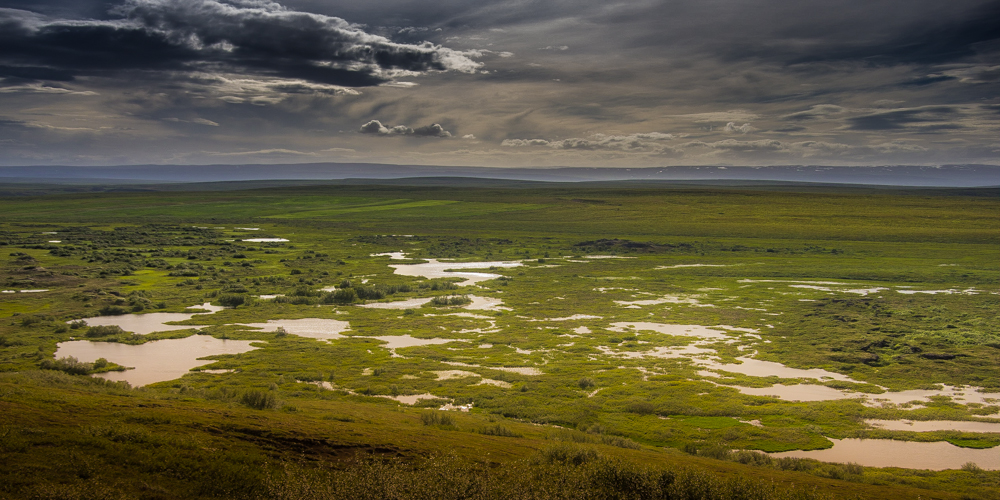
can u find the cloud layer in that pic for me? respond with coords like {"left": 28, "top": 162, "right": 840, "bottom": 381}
{"left": 0, "top": 0, "right": 998, "bottom": 167}
{"left": 0, "top": 0, "right": 482, "bottom": 87}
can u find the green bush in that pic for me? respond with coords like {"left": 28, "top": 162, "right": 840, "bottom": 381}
{"left": 39, "top": 356, "right": 91, "bottom": 375}
{"left": 698, "top": 444, "right": 733, "bottom": 460}
{"left": 420, "top": 411, "right": 455, "bottom": 427}
{"left": 218, "top": 294, "right": 248, "bottom": 307}
{"left": 540, "top": 443, "right": 600, "bottom": 466}
{"left": 775, "top": 457, "right": 816, "bottom": 472}
{"left": 240, "top": 390, "right": 278, "bottom": 410}
{"left": 961, "top": 461, "right": 984, "bottom": 472}
{"left": 625, "top": 401, "right": 657, "bottom": 414}
{"left": 86, "top": 325, "right": 126, "bottom": 338}
{"left": 731, "top": 450, "right": 774, "bottom": 467}
{"left": 479, "top": 424, "right": 522, "bottom": 438}
{"left": 430, "top": 295, "right": 471, "bottom": 306}
{"left": 329, "top": 288, "right": 357, "bottom": 304}
{"left": 97, "top": 305, "right": 129, "bottom": 316}
{"left": 19, "top": 316, "right": 43, "bottom": 327}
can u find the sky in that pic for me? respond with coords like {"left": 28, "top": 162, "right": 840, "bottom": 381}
{"left": 0, "top": 0, "right": 998, "bottom": 168}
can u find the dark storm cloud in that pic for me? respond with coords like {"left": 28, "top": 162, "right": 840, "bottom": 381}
{"left": 0, "top": 17, "right": 201, "bottom": 79}
{"left": 786, "top": 1, "right": 1000, "bottom": 66}
{"left": 429, "top": 0, "right": 1000, "bottom": 73}
{"left": 0, "top": 0, "right": 482, "bottom": 87}
{"left": 1, "top": 0, "right": 998, "bottom": 167}
{"left": 900, "top": 75, "right": 960, "bottom": 87}
{"left": 0, "top": 0, "right": 108, "bottom": 18}
{"left": 846, "top": 106, "right": 961, "bottom": 131}
{"left": 0, "top": 65, "right": 75, "bottom": 82}
{"left": 621, "top": 0, "right": 1000, "bottom": 68}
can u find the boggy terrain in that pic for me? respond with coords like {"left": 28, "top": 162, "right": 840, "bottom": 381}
{"left": 1, "top": 183, "right": 998, "bottom": 499}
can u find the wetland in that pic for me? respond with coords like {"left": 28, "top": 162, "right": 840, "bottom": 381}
{"left": 1, "top": 182, "right": 998, "bottom": 499}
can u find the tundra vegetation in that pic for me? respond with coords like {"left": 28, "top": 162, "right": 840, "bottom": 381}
{"left": 0, "top": 183, "right": 998, "bottom": 499}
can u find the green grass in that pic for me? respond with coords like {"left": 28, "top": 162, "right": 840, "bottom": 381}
{"left": 1, "top": 183, "right": 998, "bottom": 498}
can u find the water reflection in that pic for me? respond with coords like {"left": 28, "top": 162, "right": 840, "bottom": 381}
{"left": 76, "top": 303, "right": 222, "bottom": 335}
{"left": 235, "top": 318, "right": 350, "bottom": 341}
{"left": 732, "top": 384, "right": 861, "bottom": 402}
{"left": 770, "top": 438, "right": 1000, "bottom": 470}
{"left": 389, "top": 258, "right": 522, "bottom": 285}
{"left": 55, "top": 335, "right": 258, "bottom": 387}
{"left": 866, "top": 419, "right": 1000, "bottom": 433}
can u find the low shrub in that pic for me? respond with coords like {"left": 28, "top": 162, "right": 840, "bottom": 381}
{"left": 86, "top": 325, "right": 126, "bottom": 338}
{"left": 420, "top": 411, "right": 455, "bottom": 427}
{"left": 328, "top": 288, "right": 357, "bottom": 304}
{"left": 218, "top": 293, "right": 248, "bottom": 307}
{"left": 39, "top": 356, "right": 91, "bottom": 375}
{"left": 540, "top": 443, "right": 600, "bottom": 466}
{"left": 97, "top": 305, "right": 128, "bottom": 316}
{"left": 479, "top": 424, "right": 522, "bottom": 438}
{"left": 430, "top": 295, "right": 472, "bottom": 306}
{"left": 240, "top": 389, "right": 278, "bottom": 410}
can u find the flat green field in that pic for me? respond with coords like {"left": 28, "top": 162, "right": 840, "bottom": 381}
{"left": 1, "top": 183, "right": 998, "bottom": 499}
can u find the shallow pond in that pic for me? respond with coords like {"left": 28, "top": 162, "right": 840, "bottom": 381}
{"left": 608, "top": 322, "right": 736, "bottom": 340}
{"left": 389, "top": 258, "right": 522, "bottom": 285}
{"left": 534, "top": 314, "right": 602, "bottom": 321}
{"left": 702, "top": 357, "right": 853, "bottom": 381}
{"left": 360, "top": 297, "right": 433, "bottom": 309}
{"left": 864, "top": 385, "right": 1000, "bottom": 407}
{"left": 359, "top": 295, "right": 508, "bottom": 311}
{"left": 54, "top": 335, "right": 258, "bottom": 387}
{"left": 866, "top": 419, "right": 1000, "bottom": 433}
{"left": 465, "top": 295, "right": 508, "bottom": 310}
{"left": 478, "top": 378, "right": 512, "bottom": 388}
{"left": 372, "top": 252, "right": 408, "bottom": 259}
{"left": 897, "top": 288, "right": 979, "bottom": 295}
{"left": 383, "top": 393, "right": 439, "bottom": 405}
{"left": 710, "top": 380, "right": 1000, "bottom": 407}
{"left": 433, "top": 370, "right": 480, "bottom": 380}
{"left": 770, "top": 438, "right": 1000, "bottom": 470}
{"left": 77, "top": 303, "right": 223, "bottom": 335}
{"left": 731, "top": 383, "right": 861, "bottom": 401}
{"left": 368, "top": 335, "right": 458, "bottom": 350}
{"left": 656, "top": 264, "right": 729, "bottom": 269}
{"left": 235, "top": 318, "right": 350, "bottom": 341}
{"left": 442, "top": 361, "right": 543, "bottom": 375}
{"left": 615, "top": 295, "right": 714, "bottom": 307}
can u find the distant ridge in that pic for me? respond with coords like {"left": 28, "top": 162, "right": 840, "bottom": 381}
{"left": 0, "top": 163, "right": 998, "bottom": 187}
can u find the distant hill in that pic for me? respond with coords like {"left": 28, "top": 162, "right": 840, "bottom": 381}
{"left": 0, "top": 163, "right": 998, "bottom": 188}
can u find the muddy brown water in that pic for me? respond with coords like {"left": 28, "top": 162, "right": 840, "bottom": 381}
{"left": 770, "top": 438, "right": 1000, "bottom": 470}
{"left": 54, "top": 335, "right": 258, "bottom": 387}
